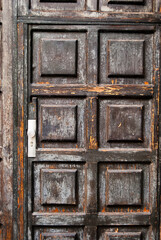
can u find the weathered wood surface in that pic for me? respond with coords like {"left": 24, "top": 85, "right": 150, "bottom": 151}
{"left": 17, "top": 0, "right": 161, "bottom": 19}
{"left": 1, "top": 0, "right": 13, "bottom": 239}
{"left": 0, "top": 0, "right": 160, "bottom": 239}
{"left": 21, "top": 22, "right": 160, "bottom": 240}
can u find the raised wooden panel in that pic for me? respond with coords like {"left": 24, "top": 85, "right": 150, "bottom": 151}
{"left": 106, "top": 169, "right": 142, "bottom": 206}
{"left": 21, "top": 0, "right": 154, "bottom": 14}
{"left": 30, "top": 0, "right": 85, "bottom": 11}
{"left": 98, "top": 227, "right": 150, "bottom": 240}
{"left": 99, "top": 98, "right": 151, "bottom": 150}
{"left": 108, "top": 40, "right": 144, "bottom": 77}
{"left": 99, "top": 31, "right": 153, "bottom": 85}
{"left": 38, "top": 98, "right": 85, "bottom": 149}
{"left": 105, "top": 232, "right": 141, "bottom": 240}
{"left": 41, "top": 39, "right": 77, "bottom": 76}
{"left": 41, "top": 169, "right": 77, "bottom": 205}
{"left": 40, "top": 0, "right": 77, "bottom": 2}
{"left": 41, "top": 232, "right": 77, "bottom": 240}
{"left": 99, "top": 0, "right": 152, "bottom": 12}
{"left": 100, "top": 227, "right": 152, "bottom": 240}
{"left": 107, "top": 105, "right": 143, "bottom": 142}
{"left": 40, "top": 105, "right": 77, "bottom": 142}
{"left": 32, "top": 31, "right": 86, "bottom": 84}
{"left": 34, "top": 228, "right": 84, "bottom": 240}
{"left": 33, "top": 162, "right": 85, "bottom": 212}
{"left": 108, "top": 0, "right": 143, "bottom": 3}
{"left": 98, "top": 163, "right": 150, "bottom": 212}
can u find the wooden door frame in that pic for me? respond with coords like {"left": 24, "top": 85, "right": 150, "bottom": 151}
{"left": 1, "top": 0, "right": 14, "bottom": 239}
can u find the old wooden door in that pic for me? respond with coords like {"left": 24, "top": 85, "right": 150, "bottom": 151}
{"left": 8, "top": 0, "right": 161, "bottom": 239}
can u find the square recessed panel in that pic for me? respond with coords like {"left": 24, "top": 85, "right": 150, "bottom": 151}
{"left": 98, "top": 163, "right": 150, "bottom": 213}
{"left": 38, "top": 98, "right": 86, "bottom": 149}
{"left": 41, "top": 233, "right": 76, "bottom": 240}
{"left": 41, "top": 169, "right": 77, "bottom": 205}
{"left": 106, "top": 169, "right": 142, "bottom": 206}
{"left": 41, "top": 105, "right": 77, "bottom": 142}
{"left": 99, "top": 99, "right": 151, "bottom": 150}
{"left": 105, "top": 232, "right": 141, "bottom": 240}
{"left": 99, "top": 31, "right": 153, "bottom": 85}
{"left": 33, "top": 163, "right": 85, "bottom": 212}
{"left": 32, "top": 31, "right": 86, "bottom": 84}
{"left": 108, "top": 40, "right": 144, "bottom": 77}
{"left": 107, "top": 105, "right": 143, "bottom": 142}
{"left": 41, "top": 39, "right": 77, "bottom": 76}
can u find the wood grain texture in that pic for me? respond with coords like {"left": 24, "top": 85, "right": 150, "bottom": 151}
{"left": 14, "top": 5, "right": 160, "bottom": 240}
{"left": 108, "top": 40, "right": 144, "bottom": 77}
{"left": 106, "top": 169, "right": 143, "bottom": 206}
{"left": 99, "top": 31, "right": 153, "bottom": 85}
{"left": 107, "top": 105, "right": 143, "bottom": 142}
{"left": 32, "top": 30, "right": 86, "bottom": 85}
{"left": 31, "top": 0, "right": 85, "bottom": 11}
{"left": 99, "top": 98, "right": 151, "bottom": 149}
{"left": 19, "top": 0, "right": 155, "bottom": 14}
{"left": 2, "top": 0, "right": 13, "bottom": 239}
{"left": 105, "top": 232, "right": 141, "bottom": 240}
{"left": 25, "top": 24, "right": 159, "bottom": 240}
{"left": 33, "top": 162, "right": 85, "bottom": 213}
{"left": 40, "top": 39, "right": 77, "bottom": 76}
{"left": 40, "top": 105, "right": 77, "bottom": 141}
{"left": 38, "top": 98, "right": 86, "bottom": 149}
{"left": 99, "top": 163, "right": 150, "bottom": 213}
{"left": 40, "top": 169, "right": 77, "bottom": 205}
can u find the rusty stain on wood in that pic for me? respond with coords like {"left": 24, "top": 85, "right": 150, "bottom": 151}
{"left": 17, "top": 23, "right": 25, "bottom": 240}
